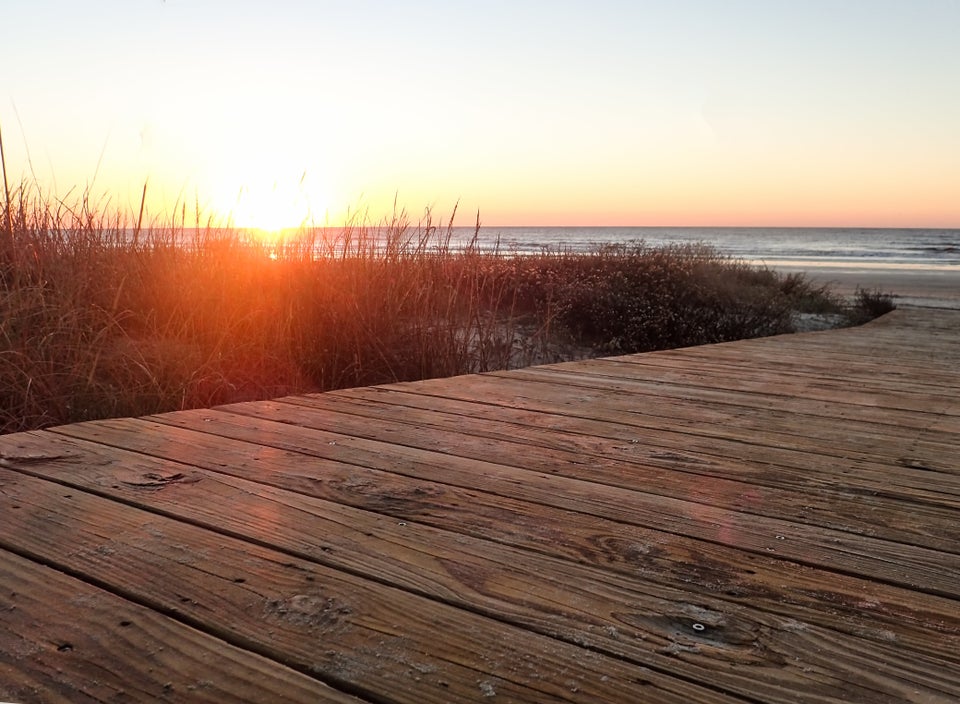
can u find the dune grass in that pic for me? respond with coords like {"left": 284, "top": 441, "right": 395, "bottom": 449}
{"left": 1, "top": 184, "right": 883, "bottom": 434}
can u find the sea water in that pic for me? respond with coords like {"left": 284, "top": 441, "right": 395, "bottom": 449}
{"left": 449, "top": 226, "right": 960, "bottom": 270}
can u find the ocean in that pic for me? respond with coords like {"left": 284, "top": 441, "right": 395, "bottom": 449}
{"left": 448, "top": 226, "right": 960, "bottom": 271}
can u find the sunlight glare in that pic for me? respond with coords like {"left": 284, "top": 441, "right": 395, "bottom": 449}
{"left": 207, "top": 164, "right": 332, "bottom": 239}
{"left": 234, "top": 179, "right": 309, "bottom": 234}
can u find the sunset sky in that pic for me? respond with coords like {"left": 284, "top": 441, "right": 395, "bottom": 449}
{"left": 3, "top": 1, "right": 959, "bottom": 229}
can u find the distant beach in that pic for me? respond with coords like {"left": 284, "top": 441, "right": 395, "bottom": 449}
{"left": 764, "top": 264, "right": 960, "bottom": 310}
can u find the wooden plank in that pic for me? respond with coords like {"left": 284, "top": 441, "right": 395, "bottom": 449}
{"left": 745, "top": 335, "right": 960, "bottom": 362}
{"left": 661, "top": 334, "right": 960, "bottom": 372}
{"left": 613, "top": 319, "right": 960, "bottom": 383}
{"left": 391, "top": 371, "right": 960, "bottom": 480}
{"left": 325, "top": 385, "right": 960, "bottom": 488}
{"left": 402, "top": 369, "right": 960, "bottom": 447}
{"left": 2, "top": 437, "right": 958, "bottom": 703}
{"left": 24, "top": 422, "right": 960, "bottom": 660}
{"left": 581, "top": 352, "right": 958, "bottom": 399}
{"left": 732, "top": 311, "right": 960, "bottom": 349}
{"left": 646, "top": 344, "right": 960, "bottom": 384}
{"left": 728, "top": 313, "right": 960, "bottom": 364}
{"left": 328, "top": 380, "right": 960, "bottom": 478}
{"left": 501, "top": 358, "right": 958, "bottom": 416}
{"left": 858, "top": 309, "right": 960, "bottom": 335}
{"left": 271, "top": 391, "right": 960, "bottom": 551}
{"left": 658, "top": 332, "right": 960, "bottom": 363}
{"left": 475, "top": 368, "right": 959, "bottom": 472}
{"left": 494, "top": 367, "right": 960, "bottom": 437}
{"left": 590, "top": 355, "right": 957, "bottom": 399}
{"left": 308, "top": 387, "right": 960, "bottom": 500}
{"left": 219, "top": 390, "right": 960, "bottom": 530}
{"left": 513, "top": 351, "right": 960, "bottom": 430}
{"left": 165, "top": 405, "right": 960, "bottom": 597}
{"left": 520, "top": 309, "right": 960, "bottom": 409}
{"left": 27, "top": 420, "right": 960, "bottom": 660}
{"left": 47, "top": 413, "right": 960, "bottom": 601}
{"left": 0, "top": 548, "right": 363, "bottom": 704}
{"left": 0, "top": 465, "right": 738, "bottom": 704}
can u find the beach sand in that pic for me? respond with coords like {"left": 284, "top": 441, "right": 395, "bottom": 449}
{"left": 771, "top": 265, "right": 960, "bottom": 310}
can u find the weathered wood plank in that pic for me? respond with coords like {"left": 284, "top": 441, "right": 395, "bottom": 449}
{"left": 642, "top": 317, "right": 960, "bottom": 370}
{"left": 547, "top": 355, "right": 959, "bottom": 408}
{"left": 26, "top": 420, "right": 959, "bottom": 663}
{"left": 0, "top": 548, "right": 363, "bottom": 704}
{"left": 390, "top": 369, "right": 960, "bottom": 451}
{"left": 648, "top": 344, "right": 960, "bottom": 384}
{"left": 475, "top": 368, "right": 959, "bottom": 473}
{"left": 726, "top": 317, "right": 960, "bottom": 364}
{"left": 384, "top": 371, "right": 960, "bottom": 480}
{"left": 450, "top": 362, "right": 959, "bottom": 435}
{"left": 2, "top": 437, "right": 958, "bottom": 703}
{"left": 323, "top": 385, "right": 960, "bottom": 492}
{"left": 391, "top": 364, "right": 960, "bottom": 438}
{"left": 599, "top": 351, "right": 959, "bottom": 395}
{"left": 733, "top": 338, "right": 960, "bottom": 365}
{"left": 126, "top": 407, "right": 960, "bottom": 599}
{"left": 515, "top": 356, "right": 959, "bottom": 415}
{"left": 495, "top": 360, "right": 959, "bottom": 417}
{"left": 277, "top": 390, "right": 960, "bottom": 549}
{"left": 718, "top": 311, "right": 960, "bottom": 358}
{"left": 0, "top": 465, "right": 738, "bottom": 704}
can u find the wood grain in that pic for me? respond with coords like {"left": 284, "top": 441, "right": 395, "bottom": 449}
{"left": 140, "top": 403, "right": 960, "bottom": 599}
{"left": 0, "top": 465, "right": 737, "bottom": 704}
{"left": 3, "top": 435, "right": 958, "bottom": 703}
{"left": 0, "top": 548, "right": 361, "bottom": 704}
{"left": 29, "top": 419, "right": 960, "bottom": 662}
{"left": 273, "top": 390, "right": 960, "bottom": 547}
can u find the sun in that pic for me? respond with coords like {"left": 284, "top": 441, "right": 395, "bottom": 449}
{"left": 208, "top": 170, "right": 331, "bottom": 238}
{"left": 231, "top": 181, "right": 311, "bottom": 235}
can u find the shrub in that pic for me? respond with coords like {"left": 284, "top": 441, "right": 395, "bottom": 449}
{"left": 847, "top": 287, "right": 897, "bottom": 325}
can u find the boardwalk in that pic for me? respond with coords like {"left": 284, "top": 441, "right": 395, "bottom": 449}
{"left": 1, "top": 308, "right": 958, "bottom": 703}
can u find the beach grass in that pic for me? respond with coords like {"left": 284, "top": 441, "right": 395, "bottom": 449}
{"left": 1, "top": 184, "right": 886, "bottom": 434}
{"left": 848, "top": 287, "right": 898, "bottom": 324}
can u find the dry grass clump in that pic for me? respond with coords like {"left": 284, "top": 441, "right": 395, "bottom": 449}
{"left": 847, "top": 287, "right": 897, "bottom": 324}
{"left": 484, "top": 245, "right": 847, "bottom": 355}
{"left": 1, "top": 185, "right": 873, "bottom": 434}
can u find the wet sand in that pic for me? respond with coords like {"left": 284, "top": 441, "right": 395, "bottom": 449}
{"left": 769, "top": 265, "right": 960, "bottom": 309}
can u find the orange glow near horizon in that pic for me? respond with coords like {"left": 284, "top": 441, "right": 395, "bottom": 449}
{"left": 10, "top": 167, "right": 957, "bottom": 233}
{"left": 4, "top": 3, "right": 959, "bottom": 233}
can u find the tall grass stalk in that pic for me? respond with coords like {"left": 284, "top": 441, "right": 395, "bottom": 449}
{"left": 0, "top": 124, "right": 13, "bottom": 256}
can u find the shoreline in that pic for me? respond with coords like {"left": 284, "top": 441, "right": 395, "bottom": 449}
{"left": 767, "top": 264, "right": 960, "bottom": 309}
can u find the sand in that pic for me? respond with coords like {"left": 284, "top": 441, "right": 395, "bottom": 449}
{"left": 770, "top": 265, "right": 960, "bottom": 310}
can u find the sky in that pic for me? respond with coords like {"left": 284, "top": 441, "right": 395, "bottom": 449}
{"left": 2, "top": 0, "right": 959, "bottom": 229}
